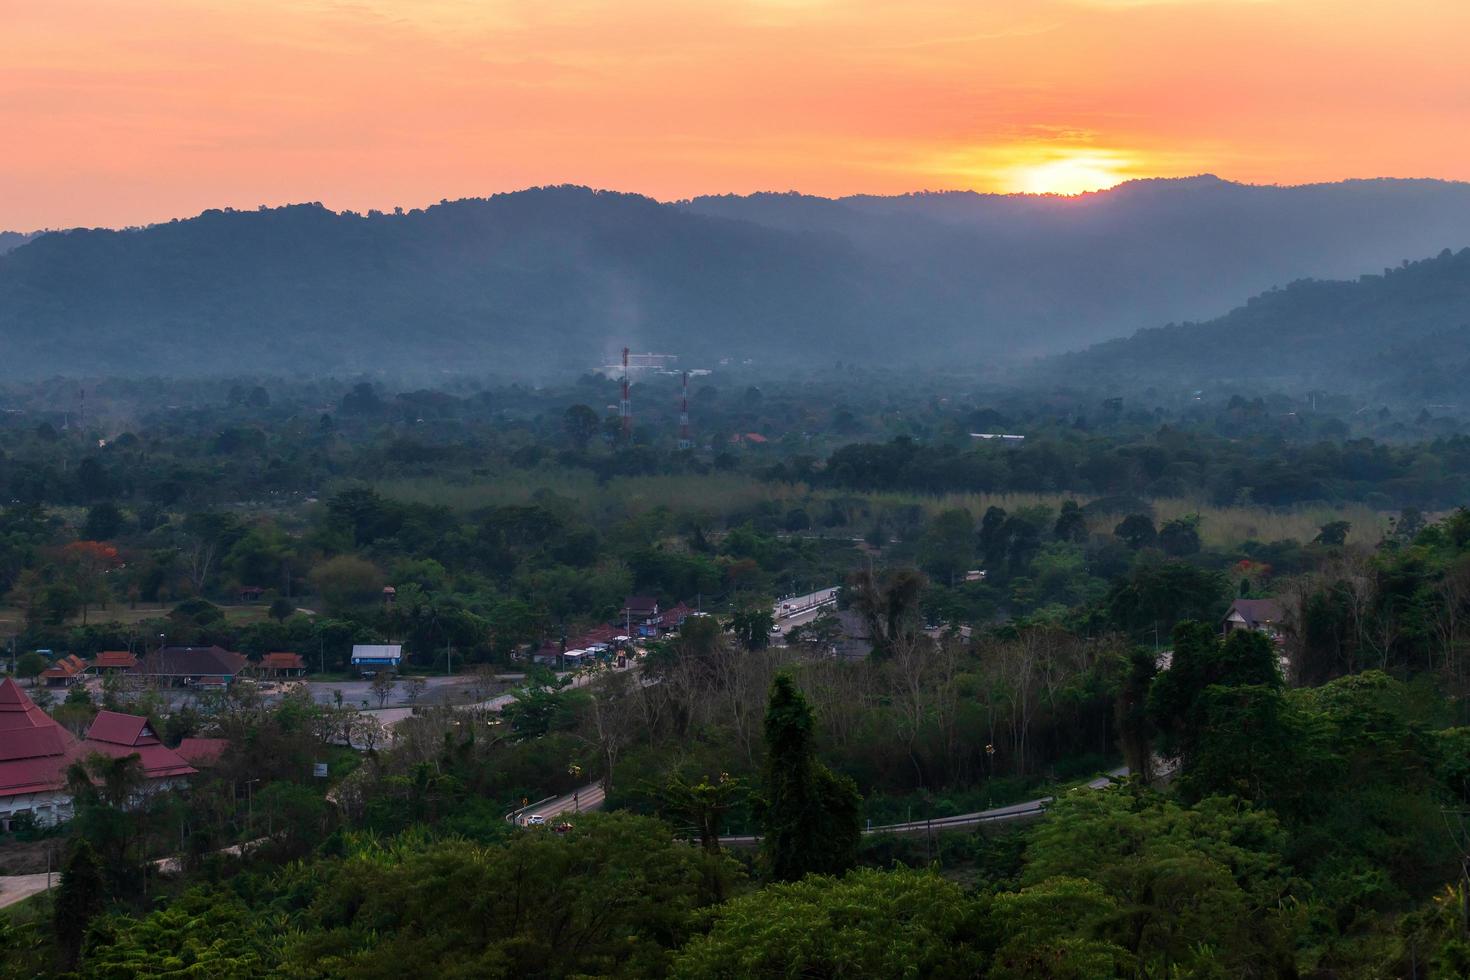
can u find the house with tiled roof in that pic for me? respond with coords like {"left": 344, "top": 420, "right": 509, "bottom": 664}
{"left": 132, "top": 645, "right": 248, "bottom": 688}
{"left": 41, "top": 654, "right": 89, "bottom": 687}
{"left": 175, "top": 738, "right": 229, "bottom": 768}
{"left": 256, "top": 651, "right": 307, "bottom": 678}
{"left": 81, "top": 712, "right": 196, "bottom": 785}
{"left": 0, "top": 677, "right": 80, "bottom": 828}
{"left": 0, "top": 680, "right": 206, "bottom": 828}
{"left": 652, "top": 602, "right": 694, "bottom": 634}
{"left": 89, "top": 651, "right": 139, "bottom": 673}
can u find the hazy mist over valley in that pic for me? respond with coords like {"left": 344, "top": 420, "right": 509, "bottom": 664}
{"left": 11, "top": 2, "right": 1470, "bottom": 975}
{"left": 3, "top": 176, "right": 1469, "bottom": 387}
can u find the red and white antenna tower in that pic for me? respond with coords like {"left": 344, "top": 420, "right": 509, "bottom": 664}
{"left": 619, "top": 346, "right": 632, "bottom": 441}
{"left": 677, "top": 371, "right": 692, "bottom": 450}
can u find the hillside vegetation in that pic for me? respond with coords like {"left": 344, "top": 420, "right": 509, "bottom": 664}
{"left": 6, "top": 177, "right": 1470, "bottom": 378}
{"left": 1052, "top": 245, "right": 1470, "bottom": 398}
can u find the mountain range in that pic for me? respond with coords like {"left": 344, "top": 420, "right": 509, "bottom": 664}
{"left": 1050, "top": 245, "right": 1470, "bottom": 400}
{"left": 2, "top": 177, "right": 1469, "bottom": 379}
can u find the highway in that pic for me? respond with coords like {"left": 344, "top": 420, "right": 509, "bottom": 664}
{"left": 719, "top": 767, "right": 1126, "bottom": 844}
{"left": 773, "top": 587, "right": 838, "bottom": 621}
{"left": 770, "top": 586, "right": 839, "bottom": 642}
{"left": 508, "top": 782, "right": 609, "bottom": 826}
{"left": 508, "top": 766, "right": 1130, "bottom": 837}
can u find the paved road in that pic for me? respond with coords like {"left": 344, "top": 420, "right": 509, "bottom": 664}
{"left": 719, "top": 767, "right": 1129, "bottom": 845}
{"left": 512, "top": 783, "right": 608, "bottom": 826}
{"left": 510, "top": 766, "right": 1129, "bottom": 840}
{"left": 343, "top": 665, "right": 627, "bottom": 744}
{"left": 773, "top": 588, "right": 838, "bottom": 623}
{"left": 0, "top": 872, "right": 54, "bottom": 910}
{"left": 770, "top": 586, "right": 839, "bottom": 643}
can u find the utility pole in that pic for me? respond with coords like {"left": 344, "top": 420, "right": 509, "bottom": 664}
{"left": 619, "top": 347, "right": 632, "bottom": 442}
{"left": 678, "top": 371, "right": 692, "bottom": 450}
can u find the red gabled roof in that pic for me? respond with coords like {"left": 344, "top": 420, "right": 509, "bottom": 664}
{"left": 80, "top": 740, "right": 197, "bottom": 780}
{"left": 175, "top": 738, "right": 228, "bottom": 767}
{"left": 572, "top": 624, "right": 622, "bottom": 648}
{"left": 85, "top": 710, "right": 156, "bottom": 747}
{"left": 42, "top": 655, "right": 88, "bottom": 679}
{"left": 81, "top": 710, "right": 195, "bottom": 780}
{"left": 91, "top": 651, "right": 138, "bottom": 669}
{"left": 261, "top": 651, "right": 306, "bottom": 670}
{"left": 655, "top": 603, "right": 693, "bottom": 628}
{"left": 0, "top": 678, "right": 80, "bottom": 798}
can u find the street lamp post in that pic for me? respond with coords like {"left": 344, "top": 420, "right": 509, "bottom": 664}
{"left": 985, "top": 743, "right": 996, "bottom": 809}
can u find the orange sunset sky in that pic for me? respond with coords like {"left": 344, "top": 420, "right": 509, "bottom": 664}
{"left": 4, "top": 0, "right": 1468, "bottom": 229}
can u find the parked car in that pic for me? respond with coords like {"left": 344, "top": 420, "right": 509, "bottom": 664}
{"left": 526, "top": 814, "right": 546, "bottom": 826}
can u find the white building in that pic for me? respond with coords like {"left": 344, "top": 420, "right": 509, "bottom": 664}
{"left": 350, "top": 644, "right": 403, "bottom": 675}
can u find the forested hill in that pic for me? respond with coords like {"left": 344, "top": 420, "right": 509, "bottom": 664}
{"left": 685, "top": 176, "right": 1470, "bottom": 352}
{"left": 1049, "top": 245, "right": 1470, "bottom": 399}
{"left": 0, "top": 230, "right": 36, "bottom": 255}
{"left": 4, "top": 178, "right": 1470, "bottom": 378}
{"left": 0, "top": 189, "right": 903, "bottom": 378}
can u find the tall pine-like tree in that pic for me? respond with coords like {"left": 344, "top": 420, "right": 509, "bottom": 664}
{"left": 760, "top": 674, "right": 861, "bottom": 881}
{"left": 54, "top": 838, "right": 106, "bottom": 969}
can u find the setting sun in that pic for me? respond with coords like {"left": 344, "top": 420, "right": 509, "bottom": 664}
{"left": 1009, "top": 153, "right": 1133, "bottom": 196}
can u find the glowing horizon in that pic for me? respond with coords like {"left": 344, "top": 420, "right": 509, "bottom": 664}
{"left": 3, "top": 0, "right": 1468, "bottom": 229}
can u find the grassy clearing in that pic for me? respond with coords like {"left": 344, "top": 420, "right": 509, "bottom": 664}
{"left": 370, "top": 470, "right": 1393, "bottom": 549}
{"left": 0, "top": 602, "right": 275, "bottom": 635}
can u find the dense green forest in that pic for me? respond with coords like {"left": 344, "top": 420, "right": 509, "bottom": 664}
{"left": 3, "top": 373, "right": 1470, "bottom": 977}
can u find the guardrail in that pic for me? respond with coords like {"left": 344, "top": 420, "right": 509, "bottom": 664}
{"left": 775, "top": 593, "right": 838, "bottom": 618}
{"left": 504, "top": 794, "right": 557, "bottom": 826}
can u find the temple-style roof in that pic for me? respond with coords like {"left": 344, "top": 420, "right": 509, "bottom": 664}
{"left": 0, "top": 678, "right": 79, "bottom": 798}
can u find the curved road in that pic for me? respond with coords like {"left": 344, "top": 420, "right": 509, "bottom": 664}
{"left": 509, "top": 766, "right": 1131, "bottom": 837}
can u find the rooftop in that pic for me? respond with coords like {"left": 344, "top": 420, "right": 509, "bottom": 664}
{"left": 0, "top": 678, "right": 79, "bottom": 798}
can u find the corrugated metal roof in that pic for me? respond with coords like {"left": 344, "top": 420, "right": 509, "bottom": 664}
{"left": 350, "top": 644, "right": 402, "bottom": 661}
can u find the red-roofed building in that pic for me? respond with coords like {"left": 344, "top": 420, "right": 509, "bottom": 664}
{"left": 0, "top": 677, "right": 80, "bottom": 828}
{"left": 256, "top": 652, "right": 307, "bottom": 678}
{"left": 82, "top": 711, "right": 196, "bottom": 783}
{"left": 573, "top": 624, "right": 623, "bottom": 648}
{"left": 175, "top": 738, "right": 229, "bottom": 768}
{"left": 41, "top": 655, "right": 89, "bottom": 687}
{"left": 0, "top": 682, "right": 208, "bottom": 828}
{"left": 132, "top": 645, "right": 248, "bottom": 687}
{"left": 89, "top": 651, "right": 139, "bottom": 673}
{"left": 652, "top": 602, "right": 694, "bottom": 634}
